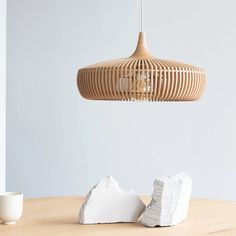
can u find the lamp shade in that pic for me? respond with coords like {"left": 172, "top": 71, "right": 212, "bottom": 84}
{"left": 77, "top": 32, "right": 206, "bottom": 101}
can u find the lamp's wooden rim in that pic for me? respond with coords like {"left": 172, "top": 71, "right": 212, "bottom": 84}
{"left": 80, "top": 58, "right": 206, "bottom": 73}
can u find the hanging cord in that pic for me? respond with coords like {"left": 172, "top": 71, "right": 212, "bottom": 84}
{"left": 141, "top": 0, "right": 143, "bottom": 32}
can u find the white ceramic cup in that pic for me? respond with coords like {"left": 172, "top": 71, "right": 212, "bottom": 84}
{"left": 0, "top": 192, "right": 23, "bottom": 225}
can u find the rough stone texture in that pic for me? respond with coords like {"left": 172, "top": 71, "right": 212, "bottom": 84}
{"left": 79, "top": 176, "right": 145, "bottom": 224}
{"left": 141, "top": 172, "right": 192, "bottom": 227}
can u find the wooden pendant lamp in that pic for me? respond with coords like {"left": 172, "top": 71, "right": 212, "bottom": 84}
{"left": 77, "top": 1, "right": 206, "bottom": 101}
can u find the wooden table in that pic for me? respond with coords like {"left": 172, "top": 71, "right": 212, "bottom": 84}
{"left": 0, "top": 196, "right": 236, "bottom": 236}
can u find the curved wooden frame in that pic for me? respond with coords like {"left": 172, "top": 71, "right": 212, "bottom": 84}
{"left": 77, "top": 33, "right": 206, "bottom": 101}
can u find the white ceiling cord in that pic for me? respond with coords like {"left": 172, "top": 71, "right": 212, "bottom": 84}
{"left": 141, "top": 0, "right": 144, "bottom": 32}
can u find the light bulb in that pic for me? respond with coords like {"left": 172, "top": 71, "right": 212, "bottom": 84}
{"left": 116, "top": 71, "right": 151, "bottom": 100}
{"left": 132, "top": 73, "right": 150, "bottom": 93}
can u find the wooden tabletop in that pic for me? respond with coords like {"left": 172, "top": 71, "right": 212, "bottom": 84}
{"left": 0, "top": 196, "right": 236, "bottom": 236}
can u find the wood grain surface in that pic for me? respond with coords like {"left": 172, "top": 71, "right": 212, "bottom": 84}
{"left": 0, "top": 196, "right": 236, "bottom": 236}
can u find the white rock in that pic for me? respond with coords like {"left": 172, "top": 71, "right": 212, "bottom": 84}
{"left": 141, "top": 172, "right": 192, "bottom": 227}
{"left": 79, "top": 176, "right": 145, "bottom": 224}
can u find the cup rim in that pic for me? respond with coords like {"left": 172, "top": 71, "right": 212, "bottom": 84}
{"left": 0, "top": 192, "right": 23, "bottom": 196}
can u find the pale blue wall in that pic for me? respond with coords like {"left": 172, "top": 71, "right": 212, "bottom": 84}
{"left": 7, "top": 0, "right": 236, "bottom": 199}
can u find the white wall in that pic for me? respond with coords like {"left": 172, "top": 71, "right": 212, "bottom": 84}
{"left": 6, "top": 0, "right": 236, "bottom": 199}
{"left": 0, "top": 0, "right": 6, "bottom": 192}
